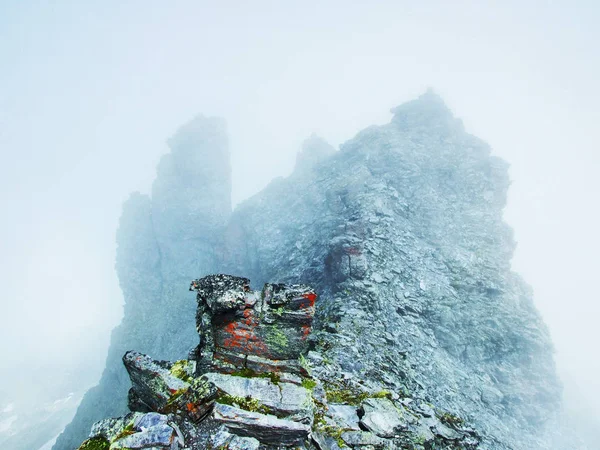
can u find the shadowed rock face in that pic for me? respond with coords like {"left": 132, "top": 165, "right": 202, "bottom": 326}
{"left": 190, "top": 274, "right": 317, "bottom": 374}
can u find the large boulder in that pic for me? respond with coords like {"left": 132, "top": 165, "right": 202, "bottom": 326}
{"left": 205, "top": 372, "right": 313, "bottom": 421}
{"left": 190, "top": 274, "right": 317, "bottom": 374}
{"left": 123, "top": 352, "right": 217, "bottom": 421}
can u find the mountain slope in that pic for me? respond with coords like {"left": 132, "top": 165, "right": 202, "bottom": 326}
{"left": 56, "top": 92, "right": 576, "bottom": 449}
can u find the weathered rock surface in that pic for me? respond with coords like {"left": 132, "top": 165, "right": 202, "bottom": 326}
{"left": 123, "top": 351, "right": 218, "bottom": 422}
{"left": 213, "top": 403, "right": 311, "bottom": 445}
{"left": 220, "top": 91, "right": 579, "bottom": 448}
{"left": 204, "top": 372, "right": 312, "bottom": 419}
{"left": 325, "top": 404, "right": 360, "bottom": 431}
{"left": 109, "top": 423, "right": 176, "bottom": 449}
{"left": 77, "top": 276, "right": 487, "bottom": 449}
{"left": 340, "top": 430, "right": 390, "bottom": 448}
{"left": 359, "top": 397, "right": 410, "bottom": 438}
{"left": 62, "top": 92, "right": 584, "bottom": 449}
{"left": 84, "top": 411, "right": 182, "bottom": 450}
{"left": 123, "top": 351, "right": 190, "bottom": 412}
{"left": 312, "top": 431, "right": 344, "bottom": 450}
{"left": 211, "top": 425, "right": 260, "bottom": 450}
{"left": 190, "top": 274, "right": 317, "bottom": 374}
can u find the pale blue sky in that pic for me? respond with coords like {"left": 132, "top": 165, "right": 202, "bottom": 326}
{"left": 1, "top": 0, "right": 599, "bottom": 421}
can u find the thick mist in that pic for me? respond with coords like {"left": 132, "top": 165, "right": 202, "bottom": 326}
{"left": 0, "top": 1, "right": 598, "bottom": 447}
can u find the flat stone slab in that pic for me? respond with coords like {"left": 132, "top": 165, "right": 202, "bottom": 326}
{"left": 326, "top": 403, "right": 361, "bottom": 431}
{"left": 133, "top": 412, "right": 169, "bottom": 430}
{"left": 213, "top": 403, "right": 310, "bottom": 445}
{"left": 205, "top": 372, "right": 312, "bottom": 417}
{"left": 341, "top": 430, "right": 391, "bottom": 449}
{"left": 360, "top": 397, "right": 410, "bottom": 438}
{"left": 211, "top": 425, "right": 260, "bottom": 450}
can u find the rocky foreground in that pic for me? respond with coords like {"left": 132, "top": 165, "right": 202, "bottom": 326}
{"left": 77, "top": 275, "right": 479, "bottom": 450}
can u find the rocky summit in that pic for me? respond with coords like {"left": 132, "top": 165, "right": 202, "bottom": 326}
{"left": 77, "top": 275, "right": 481, "bottom": 450}
{"left": 57, "top": 91, "right": 582, "bottom": 450}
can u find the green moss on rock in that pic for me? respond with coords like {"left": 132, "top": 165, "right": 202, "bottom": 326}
{"left": 440, "top": 412, "right": 464, "bottom": 427}
{"left": 216, "top": 393, "right": 270, "bottom": 415}
{"left": 170, "top": 359, "right": 193, "bottom": 382}
{"left": 265, "top": 326, "right": 289, "bottom": 351}
{"left": 324, "top": 380, "right": 393, "bottom": 405}
{"left": 77, "top": 436, "right": 110, "bottom": 450}
{"left": 231, "top": 367, "right": 281, "bottom": 384}
{"left": 112, "top": 421, "right": 136, "bottom": 442}
{"left": 301, "top": 378, "right": 317, "bottom": 390}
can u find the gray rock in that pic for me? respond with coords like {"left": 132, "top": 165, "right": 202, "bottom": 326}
{"left": 212, "top": 403, "right": 310, "bottom": 445}
{"left": 211, "top": 425, "right": 260, "bottom": 450}
{"left": 59, "top": 91, "right": 584, "bottom": 450}
{"left": 327, "top": 403, "right": 360, "bottom": 431}
{"left": 133, "top": 412, "right": 169, "bottom": 430}
{"left": 312, "top": 431, "right": 344, "bottom": 450}
{"left": 110, "top": 423, "right": 175, "bottom": 449}
{"left": 205, "top": 372, "right": 312, "bottom": 418}
{"left": 123, "top": 353, "right": 217, "bottom": 421}
{"left": 341, "top": 431, "right": 390, "bottom": 448}
{"left": 295, "top": 134, "right": 336, "bottom": 172}
{"left": 279, "top": 372, "right": 303, "bottom": 385}
{"left": 123, "top": 351, "right": 189, "bottom": 412}
{"left": 433, "top": 421, "right": 461, "bottom": 440}
{"left": 89, "top": 416, "right": 131, "bottom": 442}
{"left": 360, "top": 398, "right": 409, "bottom": 438}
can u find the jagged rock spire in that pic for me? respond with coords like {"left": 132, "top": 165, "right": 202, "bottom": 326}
{"left": 294, "top": 133, "right": 336, "bottom": 172}
{"left": 153, "top": 114, "right": 231, "bottom": 243}
{"left": 391, "top": 88, "right": 464, "bottom": 132}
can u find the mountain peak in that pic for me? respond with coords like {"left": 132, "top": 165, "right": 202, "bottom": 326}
{"left": 390, "top": 89, "right": 462, "bottom": 131}
{"left": 294, "top": 134, "right": 336, "bottom": 172}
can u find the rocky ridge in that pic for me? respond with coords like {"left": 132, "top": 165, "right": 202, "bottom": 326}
{"left": 77, "top": 275, "right": 480, "bottom": 450}
{"left": 56, "top": 91, "right": 580, "bottom": 450}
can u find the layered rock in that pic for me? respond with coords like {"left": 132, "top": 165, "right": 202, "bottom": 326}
{"left": 77, "top": 275, "right": 482, "bottom": 450}
{"left": 222, "top": 91, "right": 570, "bottom": 448}
{"left": 190, "top": 274, "right": 317, "bottom": 374}
{"left": 60, "top": 91, "right": 580, "bottom": 449}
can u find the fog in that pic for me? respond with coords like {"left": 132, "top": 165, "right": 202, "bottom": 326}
{"left": 1, "top": 0, "right": 599, "bottom": 445}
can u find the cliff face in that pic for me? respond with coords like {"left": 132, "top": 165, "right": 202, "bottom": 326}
{"left": 56, "top": 93, "right": 573, "bottom": 449}
{"left": 53, "top": 116, "right": 231, "bottom": 450}
{"left": 224, "top": 91, "right": 563, "bottom": 448}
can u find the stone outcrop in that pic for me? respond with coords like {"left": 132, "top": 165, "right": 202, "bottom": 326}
{"left": 59, "top": 91, "right": 583, "bottom": 449}
{"left": 190, "top": 274, "right": 317, "bottom": 374}
{"left": 122, "top": 352, "right": 218, "bottom": 422}
{"left": 77, "top": 275, "right": 483, "bottom": 450}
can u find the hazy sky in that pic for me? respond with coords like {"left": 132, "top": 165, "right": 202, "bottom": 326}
{"left": 1, "top": 0, "right": 598, "bottom": 419}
